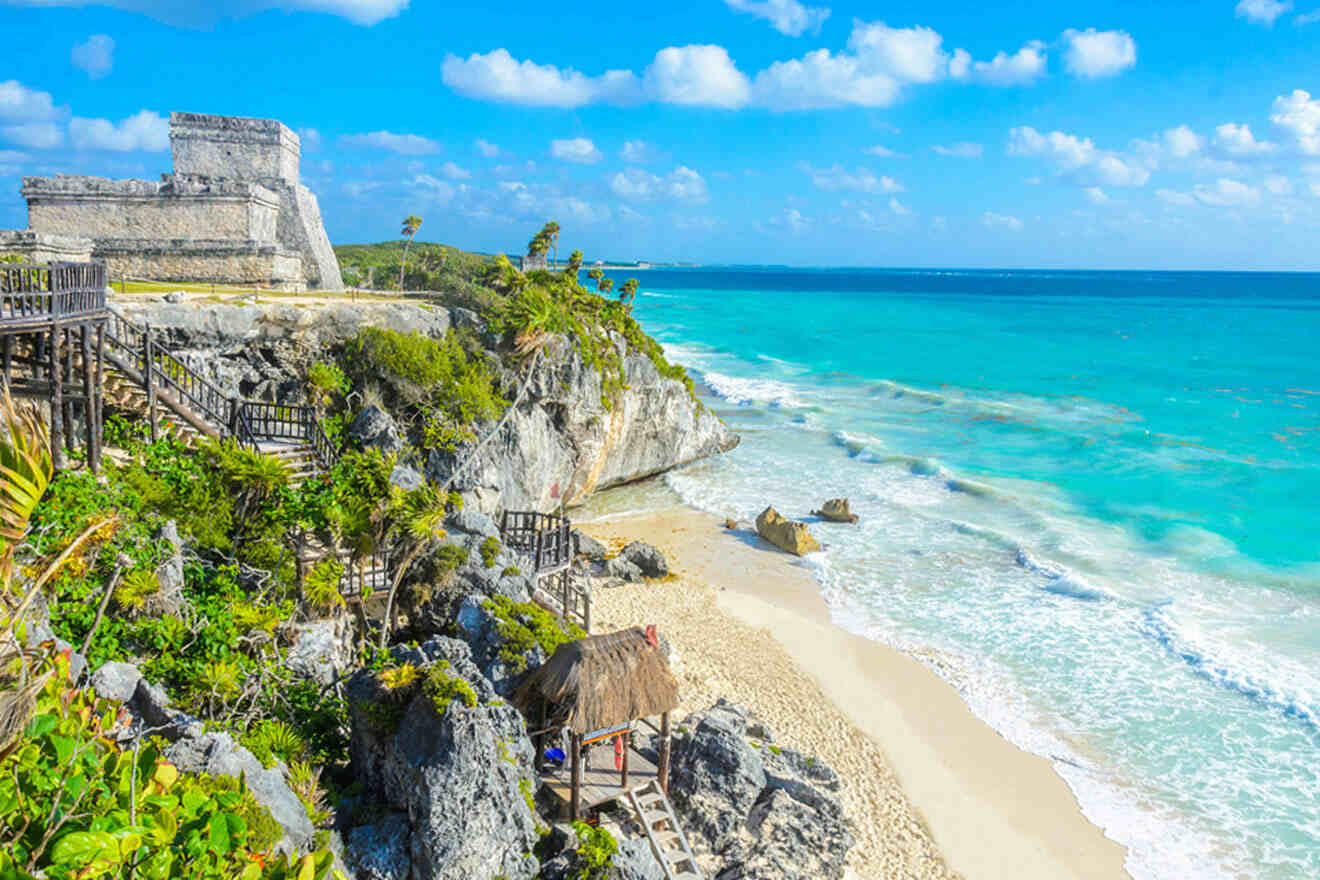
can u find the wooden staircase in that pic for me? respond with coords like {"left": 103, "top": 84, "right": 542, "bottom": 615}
{"left": 101, "top": 362, "right": 211, "bottom": 447}
{"left": 626, "top": 780, "right": 704, "bottom": 880}
{"left": 259, "top": 440, "right": 323, "bottom": 488}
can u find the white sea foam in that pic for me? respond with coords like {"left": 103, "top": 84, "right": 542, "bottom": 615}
{"left": 702, "top": 371, "right": 809, "bottom": 408}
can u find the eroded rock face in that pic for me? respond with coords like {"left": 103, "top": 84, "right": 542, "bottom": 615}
{"left": 115, "top": 301, "right": 737, "bottom": 514}
{"left": 434, "top": 334, "right": 736, "bottom": 513}
{"left": 345, "top": 637, "right": 541, "bottom": 880}
{"left": 754, "top": 507, "right": 821, "bottom": 556}
{"left": 666, "top": 700, "right": 853, "bottom": 880}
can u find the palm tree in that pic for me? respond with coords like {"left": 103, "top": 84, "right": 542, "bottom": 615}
{"left": 399, "top": 215, "right": 423, "bottom": 289}
{"left": 378, "top": 484, "right": 449, "bottom": 651}
{"left": 587, "top": 267, "right": 604, "bottom": 288}
{"left": 542, "top": 221, "right": 560, "bottom": 266}
{"left": 599, "top": 277, "right": 614, "bottom": 296}
{"left": 563, "top": 249, "right": 584, "bottom": 279}
{"left": 619, "top": 278, "right": 640, "bottom": 309}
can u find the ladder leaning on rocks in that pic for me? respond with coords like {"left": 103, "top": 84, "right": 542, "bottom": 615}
{"left": 627, "top": 779, "right": 704, "bottom": 880}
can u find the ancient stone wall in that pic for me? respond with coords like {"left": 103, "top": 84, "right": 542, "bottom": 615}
{"left": 171, "top": 112, "right": 299, "bottom": 186}
{"left": 0, "top": 230, "right": 93, "bottom": 263}
{"left": 24, "top": 176, "right": 280, "bottom": 243}
{"left": 97, "top": 241, "right": 303, "bottom": 289}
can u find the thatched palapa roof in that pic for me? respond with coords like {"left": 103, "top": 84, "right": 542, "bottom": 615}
{"left": 514, "top": 627, "right": 679, "bottom": 735}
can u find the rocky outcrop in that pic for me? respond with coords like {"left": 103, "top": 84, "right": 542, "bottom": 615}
{"left": 618, "top": 541, "right": 669, "bottom": 578}
{"left": 112, "top": 300, "right": 450, "bottom": 402}
{"left": 665, "top": 700, "right": 853, "bottom": 880}
{"left": 284, "top": 616, "right": 354, "bottom": 687}
{"left": 754, "top": 507, "right": 820, "bottom": 556}
{"left": 113, "top": 300, "right": 736, "bottom": 513}
{"left": 344, "top": 637, "right": 541, "bottom": 880}
{"left": 812, "top": 499, "right": 858, "bottom": 524}
{"left": 447, "top": 334, "right": 735, "bottom": 512}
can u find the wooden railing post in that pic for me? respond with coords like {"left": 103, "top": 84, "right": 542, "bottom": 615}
{"left": 48, "top": 322, "right": 64, "bottom": 470}
{"left": 143, "top": 323, "right": 157, "bottom": 443}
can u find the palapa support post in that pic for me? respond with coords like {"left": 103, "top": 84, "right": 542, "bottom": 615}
{"left": 48, "top": 321, "right": 64, "bottom": 470}
{"left": 658, "top": 711, "right": 671, "bottom": 795}
{"left": 2, "top": 335, "right": 10, "bottom": 387}
{"left": 570, "top": 732, "right": 583, "bottom": 821}
{"left": 620, "top": 727, "right": 630, "bottom": 789}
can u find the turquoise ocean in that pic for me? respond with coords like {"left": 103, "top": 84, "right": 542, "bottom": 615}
{"left": 619, "top": 267, "right": 1320, "bottom": 880}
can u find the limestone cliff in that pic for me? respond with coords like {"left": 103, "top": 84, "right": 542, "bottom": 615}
{"left": 115, "top": 299, "right": 735, "bottom": 511}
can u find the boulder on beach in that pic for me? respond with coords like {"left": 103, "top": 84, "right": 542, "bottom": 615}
{"left": 755, "top": 507, "right": 820, "bottom": 556}
{"left": 813, "top": 498, "right": 859, "bottom": 524}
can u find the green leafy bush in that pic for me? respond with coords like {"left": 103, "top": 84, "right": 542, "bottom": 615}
{"left": 483, "top": 596, "right": 585, "bottom": 672}
{"left": 571, "top": 821, "right": 618, "bottom": 880}
{"left": 422, "top": 661, "right": 477, "bottom": 716}
{"left": 479, "top": 536, "right": 501, "bottom": 568}
{"left": 0, "top": 649, "right": 339, "bottom": 880}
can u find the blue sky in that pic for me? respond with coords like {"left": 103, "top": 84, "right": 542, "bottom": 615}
{"left": 1, "top": 0, "right": 1318, "bottom": 269}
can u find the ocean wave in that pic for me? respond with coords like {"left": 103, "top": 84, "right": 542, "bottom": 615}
{"left": 868, "top": 379, "right": 947, "bottom": 406}
{"left": 1139, "top": 604, "right": 1320, "bottom": 731}
{"left": 1015, "top": 548, "right": 1113, "bottom": 601}
{"left": 703, "top": 371, "right": 808, "bottom": 408}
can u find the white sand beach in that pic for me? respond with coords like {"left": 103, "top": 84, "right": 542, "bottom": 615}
{"left": 578, "top": 503, "right": 1131, "bottom": 880}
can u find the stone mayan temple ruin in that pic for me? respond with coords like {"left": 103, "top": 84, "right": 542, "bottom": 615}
{"left": 0, "top": 112, "right": 342, "bottom": 291}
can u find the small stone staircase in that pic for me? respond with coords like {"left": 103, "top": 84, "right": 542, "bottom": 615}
{"left": 626, "top": 780, "right": 704, "bottom": 880}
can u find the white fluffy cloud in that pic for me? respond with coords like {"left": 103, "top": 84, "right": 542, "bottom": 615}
{"left": 1156, "top": 188, "right": 1197, "bottom": 206}
{"left": 1264, "top": 175, "right": 1293, "bottom": 194}
{"left": 1061, "top": 28, "right": 1136, "bottom": 78}
{"left": 982, "top": 211, "right": 1023, "bottom": 231}
{"left": 621, "top": 140, "right": 659, "bottom": 163}
{"left": 888, "top": 196, "right": 910, "bottom": 215}
{"left": 1163, "top": 125, "right": 1204, "bottom": 158}
{"left": 863, "top": 144, "right": 906, "bottom": 157}
{"left": 1271, "top": 89, "right": 1320, "bottom": 153}
{"left": 724, "top": 0, "right": 829, "bottom": 36}
{"left": 2, "top": 122, "right": 62, "bottom": 149}
{"left": 550, "top": 137, "right": 603, "bottom": 164}
{"left": 442, "top": 49, "right": 640, "bottom": 108}
{"left": 339, "top": 130, "right": 439, "bottom": 155}
{"left": 3, "top": 0, "right": 407, "bottom": 26}
{"left": 444, "top": 45, "right": 749, "bottom": 109}
{"left": 752, "top": 48, "right": 903, "bottom": 109}
{"left": 1009, "top": 125, "right": 1149, "bottom": 186}
{"left": 474, "top": 138, "right": 500, "bottom": 157}
{"left": 1009, "top": 126, "right": 1097, "bottom": 167}
{"left": 932, "top": 141, "right": 983, "bottom": 157}
{"left": 953, "top": 43, "right": 1048, "bottom": 86}
{"left": 765, "top": 207, "right": 810, "bottom": 234}
{"left": 1193, "top": 177, "right": 1261, "bottom": 206}
{"left": 0, "top": 80, "right": 62, "bottom": 123}
{"left": 1213, "top": 122, "right": 1276, "bottom": 155}
{"left": 439, "top": 161, "right": 470, "bottom": 180}
{"left": 609, "top": 166, "right": 710, "bottom": 202}
{"left": 799, "top": 162, "right": 903, "bottom": 193}
{"left": 1235, "top": 0, "right": 1293, "bottom": 25}
{"left": 644, "top": 45, "right": 751, "bottom": 108}
{"left": 1084, "top": 186, "right": 1110, "bottom": 204}
{"left": 298, "top": 128, "right": 322, "bottom": 152}
{"left": 69, "top": 109, "right": 168, "bottom": 151}
{"left": 70, "top": 34, "right": 115, "bottom": 79}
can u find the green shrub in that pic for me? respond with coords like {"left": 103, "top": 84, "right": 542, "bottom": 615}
{"left": 303, "top": 558, "right": 345, "bottom": 613}
{"left": 0, "top": 650, "right": 337, "bottom": 880}
{"left": 422, "top": 660, "right": 478, "bottom": 716}
{"left": 483, "top": 596, "right": 585, "bottom": 672}
{"left": 434, "top": 543, "right": 469, "bottom": 574}
{"left": 480, "top": 536, "right": 501, "bottom": 568}
{"left": 241, "top": 719, "right": 308, "bottom": 769}
{"left": 571, "top": 821, "right": 618, "bottom": 880}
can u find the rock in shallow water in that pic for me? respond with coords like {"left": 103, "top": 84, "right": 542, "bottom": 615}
{"left": 754, "top": 507, "right": 821, "bottom": 556}
{"left": 812, "top": 498, "right": 859, "bottom": 524}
